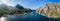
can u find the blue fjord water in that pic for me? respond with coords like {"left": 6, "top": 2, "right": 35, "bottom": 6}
{"left": 7, "top": 12, "right": 48, "bottom": 21}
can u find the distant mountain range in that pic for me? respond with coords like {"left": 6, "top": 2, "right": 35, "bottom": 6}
{"left": 36, "top": 2, "right": 60, "bottom": 18}
{"left": 0, "top": 4, "right": 33, "bottom": 17}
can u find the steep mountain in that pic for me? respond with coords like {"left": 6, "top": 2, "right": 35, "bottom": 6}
{"left": 15, "top": 4, "right": 24, "bottom": 10}
{"left": 8, "top": 6, "right": 15, "bottom": 10}
{"left": 36, "top": 2, "right": 60, "bottom": 18}
{"left": 0, "top": 4, "right": 8, "bottom": 11}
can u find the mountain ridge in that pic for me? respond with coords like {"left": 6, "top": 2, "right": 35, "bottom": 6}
{"left": 36, "top": 2, "right": 60, "bottom": 18}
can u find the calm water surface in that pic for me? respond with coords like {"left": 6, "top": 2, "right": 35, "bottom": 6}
{"left": 1, "top": 12, "right": 49, "bottom": 21}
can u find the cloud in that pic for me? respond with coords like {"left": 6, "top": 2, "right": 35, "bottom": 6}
{"left": 0, "top": 0, "right": 14, "bottom": 6}
{"left": 1, "top": 0, "right": 8, "bottom": 4}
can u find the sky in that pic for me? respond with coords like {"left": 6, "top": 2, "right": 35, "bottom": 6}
{"left": 0, "top": 0, "right": 60, "bottom": 9}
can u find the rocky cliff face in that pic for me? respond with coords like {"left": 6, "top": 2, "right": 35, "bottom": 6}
{"left": 36, "top": 2, "right": 60, "bottom": 18}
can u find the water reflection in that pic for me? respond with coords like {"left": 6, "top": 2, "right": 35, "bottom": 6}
{"left": 3, "top": 12, "right": 49, "bottom": 21}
